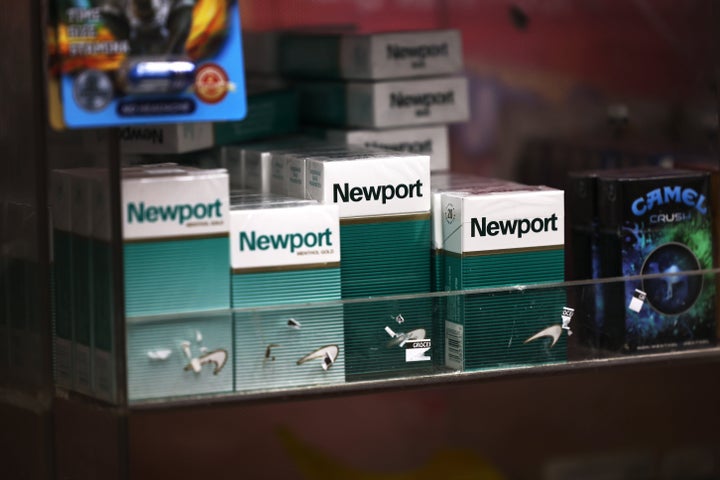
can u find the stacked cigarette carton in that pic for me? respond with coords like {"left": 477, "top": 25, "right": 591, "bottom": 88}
{"left": 278, "top": 29, "right": 468, "bottom": 172}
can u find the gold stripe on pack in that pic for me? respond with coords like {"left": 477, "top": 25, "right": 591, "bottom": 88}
{"left": 232, "top": 261, "right": 341, "bottom": 274}
{"left": 340, "top": 212, "right": 431, "bottom": 226}
{"left": 124, "top": 232, "right": 229, "bottom": 243}
{"left": 441, "top": 244, "right": 564, "bottom": 258}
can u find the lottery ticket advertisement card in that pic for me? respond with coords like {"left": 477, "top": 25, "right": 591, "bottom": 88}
{"left": 48, "top": 0, "right": 247, "bottom": 129}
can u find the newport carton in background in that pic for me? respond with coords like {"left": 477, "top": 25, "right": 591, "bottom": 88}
{"left": 326, "top": 125, "right": 450, "bottom": 171}
{"left": 441, "top": 186, "right": 567, "bottom": 371}
{"left": 279, "top": 29, "right": 463, "bottom": 80}
{"left": 120, "top": 123, "right": 214, "bottom": 155}
{"left": 296, "top": 76, "right": 469, "bottom": 128}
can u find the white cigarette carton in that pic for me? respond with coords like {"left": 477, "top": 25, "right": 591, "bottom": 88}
{"left": 280, "top": 29, "right": 463, "bottom": 80}
{"left": 325, "top": 125, "right": 450, "bottom": 172}
{"left": 296, "top": 76, "right": 469, "bottom": 128}
{"left": 326, "top": 125, "right": 450, "bottom": 172}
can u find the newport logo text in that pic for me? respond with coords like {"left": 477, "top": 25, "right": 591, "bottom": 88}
{"left": 471, "top": 214, "right": 559, "bottom": 239}
{"left": 364, "top": 140, "right": 432, "bottom": 154}
{"left": 390, "top": 91, "right": 454, "bottom": 109}
{"left": 127, "top": 200, "right": 223, "bottom": 225}
{"left": 333, "top": 180, "right": 424, "bottom": 204}
{"left": 239, "top": 228, "right": 333, "bottom": 253}
{"left": 386, "top": 43, "right": 449, "bottom": 60}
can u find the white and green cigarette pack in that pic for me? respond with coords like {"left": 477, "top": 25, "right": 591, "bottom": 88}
{"left": 230, "top": 194, "right": 344, "bottom": 391}
{"left": 441, "top": 186, "right": 567, "bottom": 371}
{"left": 296, "top": 76, "right": 469, "bottom": 128}
{"left": 122, "top": 167, "right": 231, "bottom": 317}
{"left": 304, "top": 149, "right": 433, "bottom": 380}
{"left": 326, "top": 126, "right": 450, "bottom": 171}
{"left": 122, "top": 166, "right": 233, "bottom": 401}
{"left": 119, "top": 123, "right": 214, "bottom": 155}
{"left": 280, "top": 29, "right": 463, "bottom": 80}
{"left": 430, "top": 175, "right": 522, "bottom": 362}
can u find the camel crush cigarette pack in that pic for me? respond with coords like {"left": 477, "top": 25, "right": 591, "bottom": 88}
{"left": 596, "top": 168, "right": 716, "bottom": 353}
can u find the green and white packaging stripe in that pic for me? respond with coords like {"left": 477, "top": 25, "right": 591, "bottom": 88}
{"left": 232, "top": 268, "right": 341, "bottom": 307}
{"left": 124, "top": 236, "right": 230, "bottom": 317}
{"left": 341, "top": 217, "right": 433, "bottom": 380}
{"left": 446, "top": 286, "right": 567, "bottom": 371}
{"left": 444, "top": 250, "right": 566, "bottom": 370}
{"left": 122, "top": 167, "right": 231, "bottom": 317}
{"left": 127, "top": 312, "right": 233, "bottom": 401}
{"left": 234, "top": 304, "right": 344, "bottom": 392}
{"left": 229, "top": 196, "right": 342, "bottom": 307}
{"left": 340, "top": 216, "right": 431, "bottom": 298}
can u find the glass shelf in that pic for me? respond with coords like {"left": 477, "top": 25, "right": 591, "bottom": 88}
{"left": 120, "top": 268, "right": 720, "bottom": 408}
